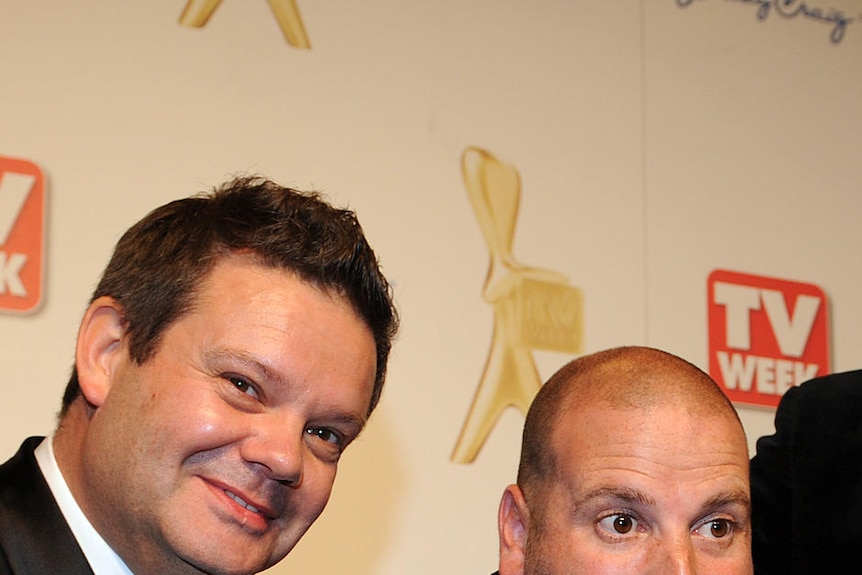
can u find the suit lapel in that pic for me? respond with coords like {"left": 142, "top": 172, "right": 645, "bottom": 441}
{"left": 0, "top": 437, "right": 95, "bottom": 575}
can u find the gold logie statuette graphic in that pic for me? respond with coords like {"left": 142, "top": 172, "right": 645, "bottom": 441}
{"left": 451, "top": 147, "right": 583, "bottom": 464}
{"left": 179, "top": 0, "right": 310, "bottom": 49}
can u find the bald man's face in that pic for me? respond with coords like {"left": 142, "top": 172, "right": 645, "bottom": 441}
{"left": 498, "top": 401, "right": 752, "bottom": 575}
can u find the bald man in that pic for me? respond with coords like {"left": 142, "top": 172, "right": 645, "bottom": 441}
{"left": 494, "top": 346, "right": 753, "bottom": 575}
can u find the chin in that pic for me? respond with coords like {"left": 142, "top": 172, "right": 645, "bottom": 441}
{"left": 183, "top": 553, "right": 272, "bottom": 575}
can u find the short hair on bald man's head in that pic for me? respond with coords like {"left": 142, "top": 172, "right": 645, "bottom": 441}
{"left": 515, "top": 346, "right": 740, "bottom": 511}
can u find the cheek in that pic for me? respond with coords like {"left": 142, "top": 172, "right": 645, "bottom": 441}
{"left": 161, "top": 400, "right": 249, "bottom": 458}
{"left": 294, "top": 457, "right": 338, "bottom": 517}
{"left": 525, "top": 529, "right": 622, "bottom": 575}
{"left": 129, "top": 383, "right": 242, "bottom": 459}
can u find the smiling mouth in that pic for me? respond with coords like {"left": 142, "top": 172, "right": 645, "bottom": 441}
{"left": 224, "top": 490, "right": 262, "bottom": 514}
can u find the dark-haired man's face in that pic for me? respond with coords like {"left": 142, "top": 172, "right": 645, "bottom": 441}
{"left": 499, "top": 401, "right": 752, "bottom": 575}
{"left": 74, "top": 253, "right": 377, "bottom": 574}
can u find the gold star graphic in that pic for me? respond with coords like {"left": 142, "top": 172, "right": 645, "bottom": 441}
{"left": 179, "top": 0, "right": 311, "bottom": 49}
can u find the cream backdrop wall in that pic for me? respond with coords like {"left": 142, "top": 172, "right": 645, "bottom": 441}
{"left": 1, "top": 1, "right": 860, "bottom": 574}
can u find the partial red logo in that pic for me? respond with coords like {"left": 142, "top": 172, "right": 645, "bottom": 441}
{"left": 708, "top": 269, "right": 830, "bottom": 408}
{"left": 0, "top": 156, "right": 45, "bottom": 313}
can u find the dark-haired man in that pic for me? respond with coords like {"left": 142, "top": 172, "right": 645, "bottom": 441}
{"left": 0, "top": 176, "right": 398, "bottom": 575}
{"left": 494, "top": 346, "right": 753, "bottom": 575}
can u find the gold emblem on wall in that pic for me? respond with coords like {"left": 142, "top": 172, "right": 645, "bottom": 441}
{"left": 179, "top": 0, "right": 311, "bottom": 49}
{"left": 451, "top": 147, "right": 584, "bottom": 464}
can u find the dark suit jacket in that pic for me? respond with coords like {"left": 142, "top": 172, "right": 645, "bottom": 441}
{"left": 750, "top": 369, "right": 862, "bottom": 574}
{"left": 0, "top": 436, "right": 94, "bottom": 575}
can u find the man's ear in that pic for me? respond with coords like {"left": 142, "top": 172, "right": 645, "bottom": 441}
{"left": 498, "top": 484, "right": 529, "bottom": 575}
{"left": 75, "top": 296, "right": 127, "bottom": 408}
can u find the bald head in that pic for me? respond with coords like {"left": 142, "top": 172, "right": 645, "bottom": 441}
{"left": 499, "top": 346, "right": 752, "bottom": 575}
{"left": 517, "top": 346, "right": 743, "bottom": 503}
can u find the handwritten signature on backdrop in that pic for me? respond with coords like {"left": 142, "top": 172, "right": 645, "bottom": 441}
{"left": 677, "top": 0, "right": 855, "bottom": 44}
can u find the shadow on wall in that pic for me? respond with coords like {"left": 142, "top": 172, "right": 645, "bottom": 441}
{"left": 270, "top": 406, "right": 406, "bottom": 575}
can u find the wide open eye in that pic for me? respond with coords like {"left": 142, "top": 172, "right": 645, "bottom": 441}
{"left": 598, "top": 513, "right": 639, "bottom": 535}
{"left": 696, "top": 518, "right": 734, "bottom": 540}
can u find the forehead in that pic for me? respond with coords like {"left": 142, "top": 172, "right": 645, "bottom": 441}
{"left": 195, "top": 253, "right": 350, "bottom": 312}
{"left": 186, "top": 254, "right": 374, "bottom": 361}
{"left": 551, "top": 402, "right": 749, "bottom": 503}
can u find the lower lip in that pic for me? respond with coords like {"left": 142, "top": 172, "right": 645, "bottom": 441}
{"left": 204, "top": 481, "right": 270, "bottom": 532}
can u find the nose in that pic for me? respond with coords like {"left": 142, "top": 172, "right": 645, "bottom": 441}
{"left": 240, "top": 416, "right": 304, "bottom": 486}
{"left": 652, "top": 534, "right": 697, "bottom": 575}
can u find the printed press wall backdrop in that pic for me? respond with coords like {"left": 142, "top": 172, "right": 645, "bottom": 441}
{"left": 1, "top": 1, "right": 860, "bottom": 574}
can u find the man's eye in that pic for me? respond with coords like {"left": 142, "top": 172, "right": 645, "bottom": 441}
{"left": 306, "top": 427, "right": 343, "bottom": 447}
{"left": 598, "top": 514, "right": 638, "bottom": 535}
{"left": 696, "top": 518, "right": 734, "bottom": 539}
{"left": 226, "top": 375, "right": 259, "bottom": 398}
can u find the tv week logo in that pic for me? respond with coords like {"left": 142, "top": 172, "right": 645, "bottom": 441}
{"left": 0, "top": 156, "right": 45, "bottom": 313}
{"left": 708, "top": 269, "right": 830, "bottom": 408}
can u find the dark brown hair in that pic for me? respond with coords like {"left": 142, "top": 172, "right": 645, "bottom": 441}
{"left": 61, "top": 176, "right": 398, "bottom": 416}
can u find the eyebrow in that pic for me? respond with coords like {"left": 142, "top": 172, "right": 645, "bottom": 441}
{"left": 572, "top": 486, "right": 751, "bottom": 517}
{"left": 573, "top": 486, "right": 656, "bottom": 509}
{"left": 203, "top": 348, "right": 285, "bottom": 389}
{"left": 697, "top": 490, "right": 752, "bottom": 516}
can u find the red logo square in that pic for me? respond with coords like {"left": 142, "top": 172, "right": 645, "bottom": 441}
{"left": 707, "top": 269, "right": 830, "bottom": 408}
{"left": 0, "top": 156, "right": 45, "bottom": 313}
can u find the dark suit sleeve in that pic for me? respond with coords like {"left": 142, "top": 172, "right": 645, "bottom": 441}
{"left": 749, "top": 370, "right": 862, "bottom": 575}
{"left": 749, "top": 384, "right": 800, "bottom": 575}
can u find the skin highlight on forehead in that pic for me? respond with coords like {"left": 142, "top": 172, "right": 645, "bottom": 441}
{"left": 553, "top": 346, "right": 736, "bottom": 416}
